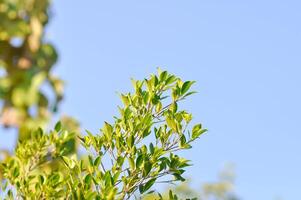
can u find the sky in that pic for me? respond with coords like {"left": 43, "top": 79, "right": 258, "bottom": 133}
{"left": 1, "top": 0, "right": 301, "bottom": 199}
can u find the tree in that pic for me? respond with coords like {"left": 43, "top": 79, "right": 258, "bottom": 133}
{"left": 0, "top": 1, "right": 239, "bottom": 199}
{"left": 1, "top": 69, "right": 207, "bottom": 199}
{"left": 0, "top": 0, "right": 63, "bottom": 140}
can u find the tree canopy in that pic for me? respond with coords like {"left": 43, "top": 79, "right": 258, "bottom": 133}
{"left": 1, "top": 70, "right": 207, "bottom": 199}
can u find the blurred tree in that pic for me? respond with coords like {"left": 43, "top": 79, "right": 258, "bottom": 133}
{"left": 0, "top": 0, "right": 63, "bottom": 140}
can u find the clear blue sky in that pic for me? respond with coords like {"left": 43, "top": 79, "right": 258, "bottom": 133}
{"left": 1, "top": 0, "right": 301, "bottom": 199}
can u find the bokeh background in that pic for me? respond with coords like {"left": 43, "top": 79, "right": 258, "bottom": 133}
{"left": 1, "top": 1, "right": 301, "bottom": 199}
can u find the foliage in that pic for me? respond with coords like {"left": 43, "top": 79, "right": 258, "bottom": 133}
{"left": 0, "top": 70, "right": 207, "bottom": 199}
{"left": 0, "top": 1, "right": 238, "bottom": 199}
{"left": 0, "top": 0, "right": 63, "bottom": 140}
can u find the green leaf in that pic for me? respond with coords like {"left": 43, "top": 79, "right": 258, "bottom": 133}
{"left": 143, "top": 161, "right": 152, "bottom": 177}
{"left": 85, "top": 191, "right": 97, "bottom": 200}
{"left": 180, "top": 134, "right": 187, "bottom": 147}
{"left": 144, "top": 178, "right": 157, "bottom": 192}
{"left": 136, "top": 154, "right": 143, "bottom": 169}
{"left": 192, "top": 124, "right": 207, "bottom": 139}
{"left": 62, "top": 156, "right": 76, "bottom": 169}
{"left": 55, "top": 121, "right": 62, "bottom": 132}
{"left": 13, "top": 167, "right": 19, "bottom": 178}
{"left": 120, "top": 94, "right": 129, "bottom": 106}
{"left": 88, "top": 155, "right": 94, "bottom": 167}
{"left": 152, "top": 94, "right": 160, "bottom": 105}
{"left": 181, "top": 81, "right": 195, "bottom": 95}
{"left": 39, "top": 175, "right": 45, "bottom": 184}
{"left": 139, "top": 184, "right": 144, "bottom": 194}
{"left": 128, "top": 157, "right": 135, "bottom": 170}
{"left": 103, "top": 122, "right": 113, "bottom": 136}
{"left": 127, "top": 135, "right": 135, "bottom": 148}
{"left": 182, "top": 113, "right": 193, "bottom": 123}
{"left": 159, "top": 71, "right": 168, "bottom": 81}
{"left": 117, "top": 156, "right": 125, "bottom": 166}
{"left": 173, "top": 173, "right": 185, "bottom": 182}
{"left": 84, "top": 174, "right": 92, "bottom": 185}
{"left": 104, "top": 171, "right": 113, "bottom": 187}
{"left": 156, "top": 102, "right": 163, "bottom": 113}
{"left": 169, "top": 102, "right": 178, "bottom": 113}
{"left": 94, "top": 156, "right": 101, "bottom": 167}
{"left": 169, "top": 190, "right": 174, "bottom": 199}
{"left": 149, "top": 143, "right": 154, "bottom": 154}
{"left": 183, "top": 91, "right": 197, "bottom": 98}
{"left": 165, "top": 75, "right": 177, "bottom": 85}
{"left": 166, "top": 117, "right": 177, "bottom": 132}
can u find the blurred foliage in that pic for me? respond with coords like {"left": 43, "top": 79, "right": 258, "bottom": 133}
{"left": 0, "top": 70, "right": 207, "bottom": 199}
{"left": 0, "top": 0, "right": 63, "bottom": 140}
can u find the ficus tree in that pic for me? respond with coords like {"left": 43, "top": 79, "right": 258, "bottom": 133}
{"left": 0, "top": 1, "right": 240, "bottom": 200}
{"left": 0, "top": 70, "right": 207, "bottom": 199}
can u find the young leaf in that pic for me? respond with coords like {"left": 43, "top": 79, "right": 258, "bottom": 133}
{"left": 192, "top": 124, "right": 207, "bottom": 139}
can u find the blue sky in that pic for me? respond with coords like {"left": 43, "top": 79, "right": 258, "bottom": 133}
{"left": 1, "top": 0, "right": 301, "bottom": 199}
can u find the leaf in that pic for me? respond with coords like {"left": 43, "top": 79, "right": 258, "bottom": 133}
{"left": 94, "top": 156, "right": 101, "bottom": 167}
{"left": 55, "top": 121, "right": 62, "bottom": 132}
{"left": 84, "top": 174, "right": 92, "bottom": 185}
{"left": 120, "top": 94, "right": 129, "bottom": 106}
{"left": 173, "top": 173, "right": 185, "bottom": 182}
{"left": 158, "top": 192, "right": 164, "bottom": 200}
{"left": 192, "top": 124, "right": 207, "bottom": 139}
{"left": 169, "top": 102, "right": 178, "bottom": 113}
{"left": 165, "top": 75, "right": 177, "bottom": 85}
{"left": 159, "top": 70, "right": 168, "bottom": 81}
{"left": 143, "top": 178, "right": 157, "bottom": 192}
{"left": 39, "top": 175, "right": 45, "bottom": 184}
{"left": 103, "top": 122, "right": 113, "bottom": 136}
{"left": 181, "top": 81, "right": 195, "bottom": 95}
{"left": 104, "top": 171, "right": 113, "bottom": 187}
{"left": 127, "top": 135, "right": 135, "bottom": 148}
{"left": 136, "top": 154, "right": 143, "bottom": 169}
{"left": 128, "top": 158, "right": 135, "bottom": 170}
{"left": 182, "top": 113, "right": 192, "bottom": 123}
{"left": 169, "top": 190, "right": 174, "bottom": 199}
{"left": 180, "top": 134, "right": 187, "bottom": 147}
{"left": 156, "top": 102, "right": 163, "bottom": 113}
{"left": 143, "top": 92, "right": 150, "bottom": 104}
{"left": 149, "top": 143, "right": 154, "bottom": 154}
{"left": 151, "top": 94, "right": 160, "bottom": 105}
{"left": 13, "top": 167, "right": 19, "bottom": 178}
{"left": 143, "top": 161, "right": 152, "bottom": 177}
{"left": 166, "top": 117, "right": 177, "bottom": 132}
{"left": 183, "top": 91, "right": 197, "bottom": 98}
{"left": 88, "top": 155, "right": 94, "bottom": 167}
{"left": 85, "top": 191, "right": 97, "bottom": 200}
{"left": 117, "top": 156, "right": 125, "bottom": 166}
{"left": 139, "top": 184, "right": 144, "bottom": 194}
{"left": 62, "top": 156, "right": 76, "bottom": 169}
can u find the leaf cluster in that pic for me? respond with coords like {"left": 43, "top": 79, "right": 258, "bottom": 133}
{"left": 1, "top": 70, "right": 207, "bottom": 199}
